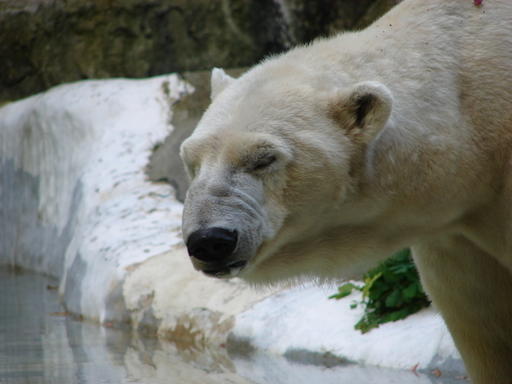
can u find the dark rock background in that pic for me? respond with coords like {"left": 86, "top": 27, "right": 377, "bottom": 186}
{"left": 0, "top": 0, "right": 400, "bottom": 102}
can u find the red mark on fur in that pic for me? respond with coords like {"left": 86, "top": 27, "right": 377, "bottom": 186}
{"left": 474, "top": 0, "right": 483, "bottom": 6}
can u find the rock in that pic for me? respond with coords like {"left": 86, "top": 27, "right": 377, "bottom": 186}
{"left": 354, "top": 0, "right": 403, "bottom": 29}
{"left": 0, "top": 0, "right": 401, "bottom": 103}
{"left": 0, "top": 0, "right": 291, "bottom": 102}
{"left": 279, "top": 0, "right": 374, "bottom": 43}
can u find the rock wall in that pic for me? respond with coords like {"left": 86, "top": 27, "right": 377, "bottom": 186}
{"left": 0, "top": 0, "right": 400, "bottom": 102}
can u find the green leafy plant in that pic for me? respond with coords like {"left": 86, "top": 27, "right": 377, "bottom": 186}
{"left": 329, "top": 249, "right": 430, "bottom": 333}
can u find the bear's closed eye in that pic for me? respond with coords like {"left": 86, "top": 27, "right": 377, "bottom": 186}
{"left": 252, "top": 154, "right": 277, "bottom": 171}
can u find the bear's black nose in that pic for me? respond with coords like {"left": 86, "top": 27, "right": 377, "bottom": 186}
{"left": 186, "top": 228, "right": 238, "bottom": 262}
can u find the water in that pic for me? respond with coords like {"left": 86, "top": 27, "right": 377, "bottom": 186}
{"left": 0, "top": 268, "right": 467, "bottom": 384}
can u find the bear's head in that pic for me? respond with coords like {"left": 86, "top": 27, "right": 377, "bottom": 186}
{"left": 180, "top": 65, "right": 393, "bottom": 284}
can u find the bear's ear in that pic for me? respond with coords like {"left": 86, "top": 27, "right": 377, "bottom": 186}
{"left": 329, "top": 81, "right": 393, "bottom": 143}
{"left": 210, "top": 68, "right": 235, "bottom": 100}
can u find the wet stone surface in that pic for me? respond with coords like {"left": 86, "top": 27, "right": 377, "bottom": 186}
{"left": 0, "top": 268, "right": 467, "bottom": 384}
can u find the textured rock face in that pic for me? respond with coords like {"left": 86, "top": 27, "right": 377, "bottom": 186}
{"left": 0, "top": 0, "right": 290, "bottom": 101}
{"left": 279, "top": 0, "right": 374, "bottom": 43}
{"left": 0, "top": 0, "right": 400, "bottom": 102}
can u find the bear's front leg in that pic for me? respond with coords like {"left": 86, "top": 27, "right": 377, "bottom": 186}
{"left": 413, "top": 236, "right": 512, "bottom": 384}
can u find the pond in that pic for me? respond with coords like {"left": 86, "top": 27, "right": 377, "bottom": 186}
{"left": 0, "top": 268, "right": 466, "bottom": 384}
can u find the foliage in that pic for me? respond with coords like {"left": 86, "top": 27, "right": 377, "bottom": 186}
{"left": 329, "top": 249, "right": 430, "bottom": 333}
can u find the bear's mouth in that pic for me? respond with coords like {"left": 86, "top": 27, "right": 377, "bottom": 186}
{"left": 191, "top": 257, "right": 247, "bottom": 278}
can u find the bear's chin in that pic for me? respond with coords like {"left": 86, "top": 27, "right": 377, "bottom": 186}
{"left": 236, "top": 255, "right": 361, "bottom": 289}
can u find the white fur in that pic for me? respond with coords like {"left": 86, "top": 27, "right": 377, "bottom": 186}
{"left": 182, "top": 1, "right": 512, "bottom": 382}
{"left": 210, "top": 67, "right": 235, "bottom": 100}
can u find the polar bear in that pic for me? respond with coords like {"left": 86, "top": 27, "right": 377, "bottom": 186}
{"left": 180, "top": 0, "right": 512, "bottom": 382}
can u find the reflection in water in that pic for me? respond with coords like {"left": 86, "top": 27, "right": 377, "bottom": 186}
{"left": 0, "top": 268, "right": 250, "bottom": 384}
{"left": 0, "top": 269, "right": 464, "bottom": 384}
